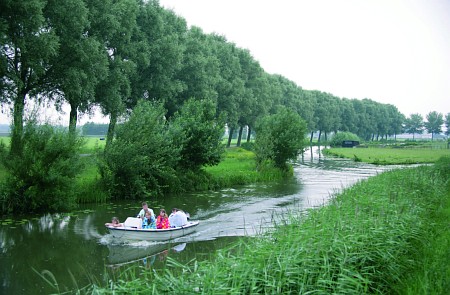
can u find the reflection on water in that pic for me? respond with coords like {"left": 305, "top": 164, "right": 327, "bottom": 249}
{"left": 0, "top": 146, "right": 404, "bottom": 294}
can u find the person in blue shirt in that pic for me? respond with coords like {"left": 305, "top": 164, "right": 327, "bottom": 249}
{"left": 142, "top": 210, "right": 156, "bottom": 229}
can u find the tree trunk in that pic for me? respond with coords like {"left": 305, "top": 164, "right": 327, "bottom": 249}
{"left": 246, "top": 126, "right": 252, "bottom": 142}
{"left": 318, "top": 130, "right": 322, "bottom": 142}
{"left": 10, "top": 91, "right": 26, "bottom": 156}
{"left": 310, "top": 131, "right": 314, "bottom": 143}
{"left": 236, "top": 126, "right": 243, "bottom": 147}
{"left": 324, "top": 132, "right": 327, "bottom": 141}
{"left": 227, "top": 127, "right": 234, "bottom": 148}
{"left": 69, "top": 103, "right": 78, "bottom": 134}
{"left": 106, "top": 111, "right": 118, "bottom": 150}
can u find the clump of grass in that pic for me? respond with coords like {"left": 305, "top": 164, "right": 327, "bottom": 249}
{"left": 90, "top": 158, "right": 449, "bottom": 294}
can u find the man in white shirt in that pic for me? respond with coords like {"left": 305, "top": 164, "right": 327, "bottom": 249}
{"left": 168, "top": 208, "right": 188, "bottom": 227}
{"left": 137, "top": 202, "right": 154, "bottom": 218}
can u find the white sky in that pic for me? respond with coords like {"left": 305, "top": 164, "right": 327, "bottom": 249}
{"left": 1, "top": 0, "right": 449, "bottom": 126}
{"left": 159, "top": 0, "right": 450, "bottom": 118}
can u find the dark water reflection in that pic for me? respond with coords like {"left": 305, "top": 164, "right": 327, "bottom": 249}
{"left": 0, "top": 147, "right": 400, "bottom": 294}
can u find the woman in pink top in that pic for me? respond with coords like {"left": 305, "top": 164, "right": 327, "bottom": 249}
{"left": 156, "top": 209, "right": 170, "bottom": 229}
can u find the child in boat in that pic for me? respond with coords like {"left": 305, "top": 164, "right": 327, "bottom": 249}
{"left": 105, "top": 217, "right": 123, "bottom": 227}
{"left": 156, "top": 209, "right": 170, "bottom": 229}
{"left": 142, "top": 210, "right": 156, "bottom": 229}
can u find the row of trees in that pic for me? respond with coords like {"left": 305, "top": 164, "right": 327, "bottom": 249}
{"left": 404, "top": 112, "right": 449, "bottom": 140}
{"left": 3, "top": 0, "right": 447, "bottom": 160}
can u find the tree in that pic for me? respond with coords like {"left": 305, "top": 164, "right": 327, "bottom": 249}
{"left": 404, "top": 113, "right": 424, "bottom": 140}
{"left": 44, "top": 0, "right": 108, "bottom": 134}
{"left": 172, "top": 98, "right": 225, "bottom": 171}
{"left": 0, "top": 0, "right": 59, "bottom": 155}
{"left": 424, "top": 111, "right": 444, "bottom": 140}
{"left": 445, "top": 113, "right": 450, "bottom": 136}
{"left": 133, "top": 2, "right": 187, "bottom": 116}
{"left": 85, "top": 0, "right": 144, "bottom": 148}
{"left": 254, "top": 107, "right": 307, "bottom": 170}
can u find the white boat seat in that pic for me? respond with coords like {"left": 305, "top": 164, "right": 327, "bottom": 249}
{"left": 124, "top": 217, "right": 142, "bottom": 229}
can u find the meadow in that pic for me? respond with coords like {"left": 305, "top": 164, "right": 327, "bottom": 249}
{"left": 324, "top": 144, "right": 450, "bottom": 164}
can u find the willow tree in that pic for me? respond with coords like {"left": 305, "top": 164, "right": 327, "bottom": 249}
{"left": 45, "top": 0, "right": 108, "bottom": 134}
{"left": 85, "top": 0, "right": 144, "bottom": 148}
{"left": 0, "top": 0, "right": 59, "bottom": 155}
{"left": 133, "top": 1, "right": 187, "bottom": 118}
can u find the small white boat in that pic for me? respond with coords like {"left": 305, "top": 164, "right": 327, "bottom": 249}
{"left": 106, "top": 217, "right": 199, "bottom": 241}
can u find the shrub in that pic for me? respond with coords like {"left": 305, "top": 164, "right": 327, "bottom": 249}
{"left": 0, "top": 123, "right": 83, "bottom": 213}
{"left": 171, "top": 98, "right": 225, "bottom": 171}
{"left": 100, "top": 101, "right": 181, "bottom": 199}
{"left": 329, "top": 131, "right": 360, "bottom": 147}
{"left": 254, "top": 107, "right": 308, "bottom": 170}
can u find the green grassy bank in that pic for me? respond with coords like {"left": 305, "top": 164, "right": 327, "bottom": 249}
{"left": 324, "top": 145, "right": 450, "bottom": 164}
{"left": 88, "top": 157, "right": 450, "bottom": 294}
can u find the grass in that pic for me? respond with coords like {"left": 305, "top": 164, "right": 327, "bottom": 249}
{"left": 87, "top": 157, "right": 450, "bottom": 294}
{"left": 205, "top": 147, "right": 287, "bottom": 187}
{"left": 324, "top": 146, "right": 450, "bottom": 164}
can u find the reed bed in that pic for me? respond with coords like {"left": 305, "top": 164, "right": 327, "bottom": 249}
{"left": 90, "top": 157, "right": 449, "bottom": 294}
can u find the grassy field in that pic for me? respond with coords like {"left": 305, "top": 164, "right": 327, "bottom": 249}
{"left": 87, "top": 157, "right": 450, "bottom": 294}
{"left": 324, "top": 146, "right": 450, "bottom": 164}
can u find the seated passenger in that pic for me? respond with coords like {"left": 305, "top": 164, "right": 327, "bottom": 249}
{"left": 156, "top": 209, "right": 170, "bottom": 229}
{"left": 137, "top": 202, "right": 155, "bottom": 219}
{"left": 142, "top": 211, "right": 156, "bottom": 229}
{"left": 168, "top": 208, "right": 188, "bottom": 228}
{"left": 105, "top": 217, "right": 123, "bottom": 227}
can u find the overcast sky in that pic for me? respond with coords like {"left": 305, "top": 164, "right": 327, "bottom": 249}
{"left": 160, "top": 0, "right": 450, "bottom": 118}
{"left": 1, "top": 0, "right": 448, "bottom": 126}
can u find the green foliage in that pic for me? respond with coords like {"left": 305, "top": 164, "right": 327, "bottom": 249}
{"left": 329, "top": 131, "right": 360, "bottom": 147}
{"left": 240, "top": 141, "right": 254, "bottom": 151}
{"left": 424, "top": 111, "right": 444, "bottom": 140}
{"left": 0, "top": 123, "right": 83, "bottom": 213}
{"left": 172, "top": 98, "right": 225, "bottom": 171}
{"left": 255, "top": 107, "right": 307, "bottom": 170}
{"left": 100, "top": 101, "right": 180, "bottom": 199}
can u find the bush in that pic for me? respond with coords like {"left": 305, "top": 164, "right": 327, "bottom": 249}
{"left": 171, "top": 98, "right": 225, "bottom": 171}
{"left": 254, "top": 107, "right": 308, "bottom": 170}
{"left": 240, "top": 141, "right": 254, "bottom": 151}
{"left": 100, "top": 101, "right": 181, "bottom": 199}
{"left": 329, "top": 131, "right": 360, "bottom": 147}
{"left": 0, "top": 123, "right": 83, "bottom": 213}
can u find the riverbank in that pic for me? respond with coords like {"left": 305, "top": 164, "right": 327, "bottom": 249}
{"left": 89, "top": 157, "right": 450, "bottom": 294}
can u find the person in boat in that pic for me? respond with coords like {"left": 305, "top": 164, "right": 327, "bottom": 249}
{"left": 168, "top": 208, "right": 188, "bottom": 227}
{"left": 156, "top": 209, "right": 170, "bottom": 229}
{"left": 105, "top": 217, "right": 123, "bottom": 227}
{"left": 137, "top": 202, "right": 154, "bottom": 219}
{"left": 142, "top": 210, "right": 156, "bottom": 229}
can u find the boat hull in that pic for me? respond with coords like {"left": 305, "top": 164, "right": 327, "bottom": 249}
{"left": 106, "top": 221, "right": 199, "bottom": 241}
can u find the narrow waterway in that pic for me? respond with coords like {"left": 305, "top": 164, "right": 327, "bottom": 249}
{"left": 0, "top": 147, "right": 398, "bottom": 294}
